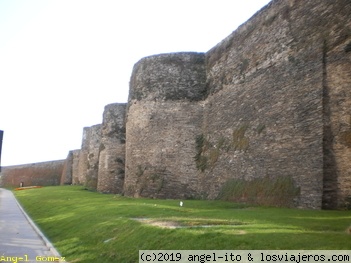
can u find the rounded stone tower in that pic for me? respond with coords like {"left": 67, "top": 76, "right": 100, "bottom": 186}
{"left": 125, "top": 52, "right": 207, "bottom": 198}
{"left": 97, "top": 103, "right": 127, "bottom": 194}
{"left": 129, "top": 52, "right": 207, "bottom": 102}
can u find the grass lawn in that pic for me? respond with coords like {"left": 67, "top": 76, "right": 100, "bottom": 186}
{"left": 14, "top": 186, "right": 351, "bottom": 263}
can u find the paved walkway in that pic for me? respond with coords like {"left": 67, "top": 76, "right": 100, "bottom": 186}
{"left": 0, "top": 188, "right": 64, "bottom": 263}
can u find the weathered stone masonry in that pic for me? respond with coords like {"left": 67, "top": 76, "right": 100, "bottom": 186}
{"left": 27, "top": 0, "right": 351, "bottom": 209}
{"left": 61, "top": 150, "right": 80, "bottom": 185}
{"left": 125, "top": 53, "right": 207, "bottom": 199}
{"left": 97, "top": 103, "right": 126, "bottom": 194}
{"left": 77, "top": 124, "right": 102, "bottom": 190}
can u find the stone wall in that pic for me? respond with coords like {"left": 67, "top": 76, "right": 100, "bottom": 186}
{"left": 199, "top": 0, "right": 329, "bottom": 209}
{"left": 0, "top": 160, "right": 64, "bottom": 188}
{"left": 75, "top": 124, "right": 102, "bottom": 189}
{"left": 323, "top": 1, "right": 351, "bottom": 208}
{"left": 61, "top": 150, "right": 80, "bottom": 185}
{"left": 124, "top": 53, "right": 206, "bottom": 199}
{"left": 97, "top": 103, "right": 127, "bottom": 194}
{"left": 125, "top": 100, "right": 205, "bottom": 199}
{"left": 123, "top": 0, "right": 351, "bottom": 208}
{"left": 65, "top": 104, "right": 127, "bottom": 193}
{"left": 60, "top": 0, "right": 351, "bottom": 209}
{"left": 124, "top": 53, "right": 206, "bottom": 198}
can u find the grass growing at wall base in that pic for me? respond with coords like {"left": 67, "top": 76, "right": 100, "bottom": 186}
{"left": 14, "top": 186, "right": 351, "bottom": 263}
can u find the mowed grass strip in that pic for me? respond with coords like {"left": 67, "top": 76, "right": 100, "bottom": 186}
{"left": 14, "top": 186, "right": 351, "bottom": 263}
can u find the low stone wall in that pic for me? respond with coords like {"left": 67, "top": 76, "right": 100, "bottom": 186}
{"left": 0, "top": 160, "right": 65, "bottom": 188}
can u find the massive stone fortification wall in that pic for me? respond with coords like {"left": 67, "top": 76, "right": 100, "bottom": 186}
{"left": 122, "top": 0, "right": 351, "bottom": 208}
{"left": 60, "top": 0, "right": 351, "bottom": 209}
{"left": 0, "top": 160, "right": 64, "bottom": 188}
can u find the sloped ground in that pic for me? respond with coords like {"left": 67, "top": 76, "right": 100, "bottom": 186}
{"left": 14, "top": 186, "right": 351, "bottom": 263}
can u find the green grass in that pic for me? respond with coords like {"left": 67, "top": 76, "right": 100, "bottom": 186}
{"left": 14, "top": 186, "right": 351, "bottom": 263}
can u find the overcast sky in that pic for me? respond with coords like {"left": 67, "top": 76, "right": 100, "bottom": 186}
{"left": 0, "top": 0, "right": 271, "bottom": 166}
